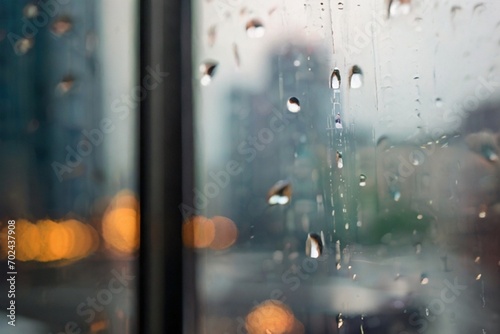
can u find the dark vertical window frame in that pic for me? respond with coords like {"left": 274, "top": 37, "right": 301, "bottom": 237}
{"left": 140, "top": 0, "right": 193, "bottom": 332}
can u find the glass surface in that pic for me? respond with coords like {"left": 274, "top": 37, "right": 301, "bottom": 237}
{"left": 189, "top": 1, "right": 500, "bottom": 333}
{"left": 0, "top": 1, "right": 138, "bottom": 333}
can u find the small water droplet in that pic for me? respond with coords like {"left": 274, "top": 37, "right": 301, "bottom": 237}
{"left": 336, "top": 263, "right": 341, "bottom": 270}
{"left": 246, "top": 19, "right": 265, "bottom": 38}
{"left": 200, "top": 61, "right": 218, "bottom": 86}
{"left": 417, "top": 214, "right": 423, "bottom": 220}
{"left": 357, "top": 221, "right": 362, "bottom": 227}
{"left": 478, "top": 204, "right": 487, "bottom": 218}
{"left": 359, "top": 174, "right": 367, "bottom": 187}
{"left": 23, "top": 3, "right": 39, "bottom": 18}
{"left": 338, "top": 2, "right": 344, "bottom": 10}
{"left": 473, "top": 3, "right": 486, "bottom": 15}
{"left": 330, "top": 68, "right": 341, "bottom": 89}
{"left": 420, "top": 273, "right": 429, "bottom": 285}
{"left": 476, "top": 273, "right": 482, "bottom": 280}
{"left": 56, "top": 74, "right": 76, "bottom": 94}
{"left": 393, "top": 190, "right": 401, "bottom": 202}
{"left": 336, "top": 313, "right": 344, "bottom": 328}
{"left": 349, "top": 65, "right": 363, "bottom": 89}
{"left": 305, "top": 233, "right": 323, "bottom": 258}
{"left": 352, "top": 274, "right": 357, "bottom": 280}
{"left": 435, "top": 98, "right": 443, "bottom": 107}
{"left": 415, "top": 243, "right": 422, "bottom": 254}
{"left": 293, "top": 59, "right": 301, "bottom": 67}
{"left": 267, "top": 180, "right": 292, "bottom": 205}
{"left": 451, "top": 5, "right": 462, "bottom": 17}
{"left": 483, "top": 147, "right": 499, "bottom": 162}
{"left": 14, "top": 38, "right": 34, "bottom": 55}
{"left": 475, "top": 256, "right": 481, "bottom": 263}
{"left": 345, "top": 223, "right": 349, "bottom": 230}
{"left": 51, "top": 15, "right": 73, "bottom": 36}
{"left": 286, "top": 97, "right": 300, "bottom": 113}
{"left": 389, "top": 0, "right": 411, "bottom": 18}
{"left": 207, "top": 25, "right": 216, "bottom": 47}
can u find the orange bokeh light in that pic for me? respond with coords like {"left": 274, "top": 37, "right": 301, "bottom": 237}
{"left": 182, "top": 216, "right": 215, "bottom": 248}
{"left": 245, "top": 300, "right": 296, "bottom": 334}
{"left": 209, "top": 216, "right": 238, "bottom": 250}
{"left": 102, "top": 191, "right": 140, "bottom": 255}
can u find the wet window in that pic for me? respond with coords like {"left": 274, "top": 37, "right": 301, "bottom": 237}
{"left": 188, "top": 0, "right": 500, "bottom": 333}
{"left": 1, "top": 1, "right": 138, "bottom": 333}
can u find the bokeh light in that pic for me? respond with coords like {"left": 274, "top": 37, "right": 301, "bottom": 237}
{"left": 245, "top": 299, "right": 297, "bottom": 334}
{"left": 209, "top": 216, "right": 238, "bottom": 250}
{"left": 182, "top": 215, "right": 215, "bottom": 249}
{"left": 102, "top": 191, "right": 140, "bottom": 255}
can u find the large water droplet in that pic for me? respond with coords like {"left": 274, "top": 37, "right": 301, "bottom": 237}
{"left": 200, "top": 61, "right": 218, "bottom": 86}
{"left": 330, "top": 68, "right": 341, "bottom": 89}
{"left": 305, "top": 233, "right": 323, "bottom": 258}
{"left": 246, "top": 19, "right": 265, "bottom": 38}
{"left": 287, "top": 97, "right": 301, "bottom": 113}
{"left": 267, "top": 180, "right": 292, "bottom": 205}
{"left": 359, "top": 174, "right": 367, "bottom": 187}
{"left": 389, "top": 0, "right": 411, "bottom": 18}
{"left": 349, "top": 65, "right": 363, "bottom": 89}
{"left": 337, "top": 313, "right": 345, "bottom": 328}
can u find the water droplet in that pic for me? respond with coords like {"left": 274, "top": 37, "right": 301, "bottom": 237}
{"left": 478, "top": 204, "right": 487, "bottom": 218}
{"left": 483, "top": 147, "right": 499, "bottom": 162}
{"left": 200, "top": 61, "right": 218, "bottom": 86}
{"left": 359, "top": 174, "right": 367, "bottom": 187}
{"left": 233, "top": 43, "right": 240, "bottom": 67}
{"left": 349, "top": 65, "right": 363, "bottom": 89}
{"left": 476, "top": 273, "right": 482, "bottom": 280}
{"left": 473, "top": 3, "right": 486, "bottom": 15}
{"left": 51, "top": 15, "right": 73, "bottom": 36}
{"left": 415, "top": 243, "right": 422, "bottom": 254}
{"left": 23, "top": 3, "right": 39, "bottom": 18}
{"left": 389, "top": 0, "right": 411, "bottom": 18}
{"left": 345, "top": 223, "right": 349, "bottom": 230}
{"left": 286, "top": 97, "right": 300, "bottom": 113}
{"left": 357, "top": 221, "right": 362, "bottom": 227}
{"left": 207, "top": 25, "right": 216, "bottom": 47}
{"left": 267, "top": 180, "right": 292, "bottom": 205}
{"left": 451, "top": 5, "right": 462, "bottom": 17}
{"left": 420, "top": 273, "right": 429, "bottom": 285}
{"left": 352, "top": 274, "right": 357, "bottom": 280}
{"left": 293, "top": 59, "right": 301, "bottom": 67}
{"left": 56, "top": 74, "right": 76, "bottom": 94}
{"left": 393, "top": 190, "right": 401, "bottom": 202}
{"left": 338, "top": 2, "right": 344, "bottom": 10}
{"left": 336, "top": 313, "right": 345, "bottom": 328}
{"left": 305, "top": 233, "right": 323, "bottom": 258}
{"left": 435, "top": 98, "right": 443, "bottom": 107}
{"left": 475, "top": 256, "right": 481, "bottom": 263}
{"left": 330, "top": 68, "right": 341, "bottom": 89}
{"left": 14, "top": 38, "right": 34, "bottom": 55}
{"left": 246, "top": 19, "right": 265, "bottom": 38}
{"left": 417, "top": 214, "right": 423, "bottom": 220}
